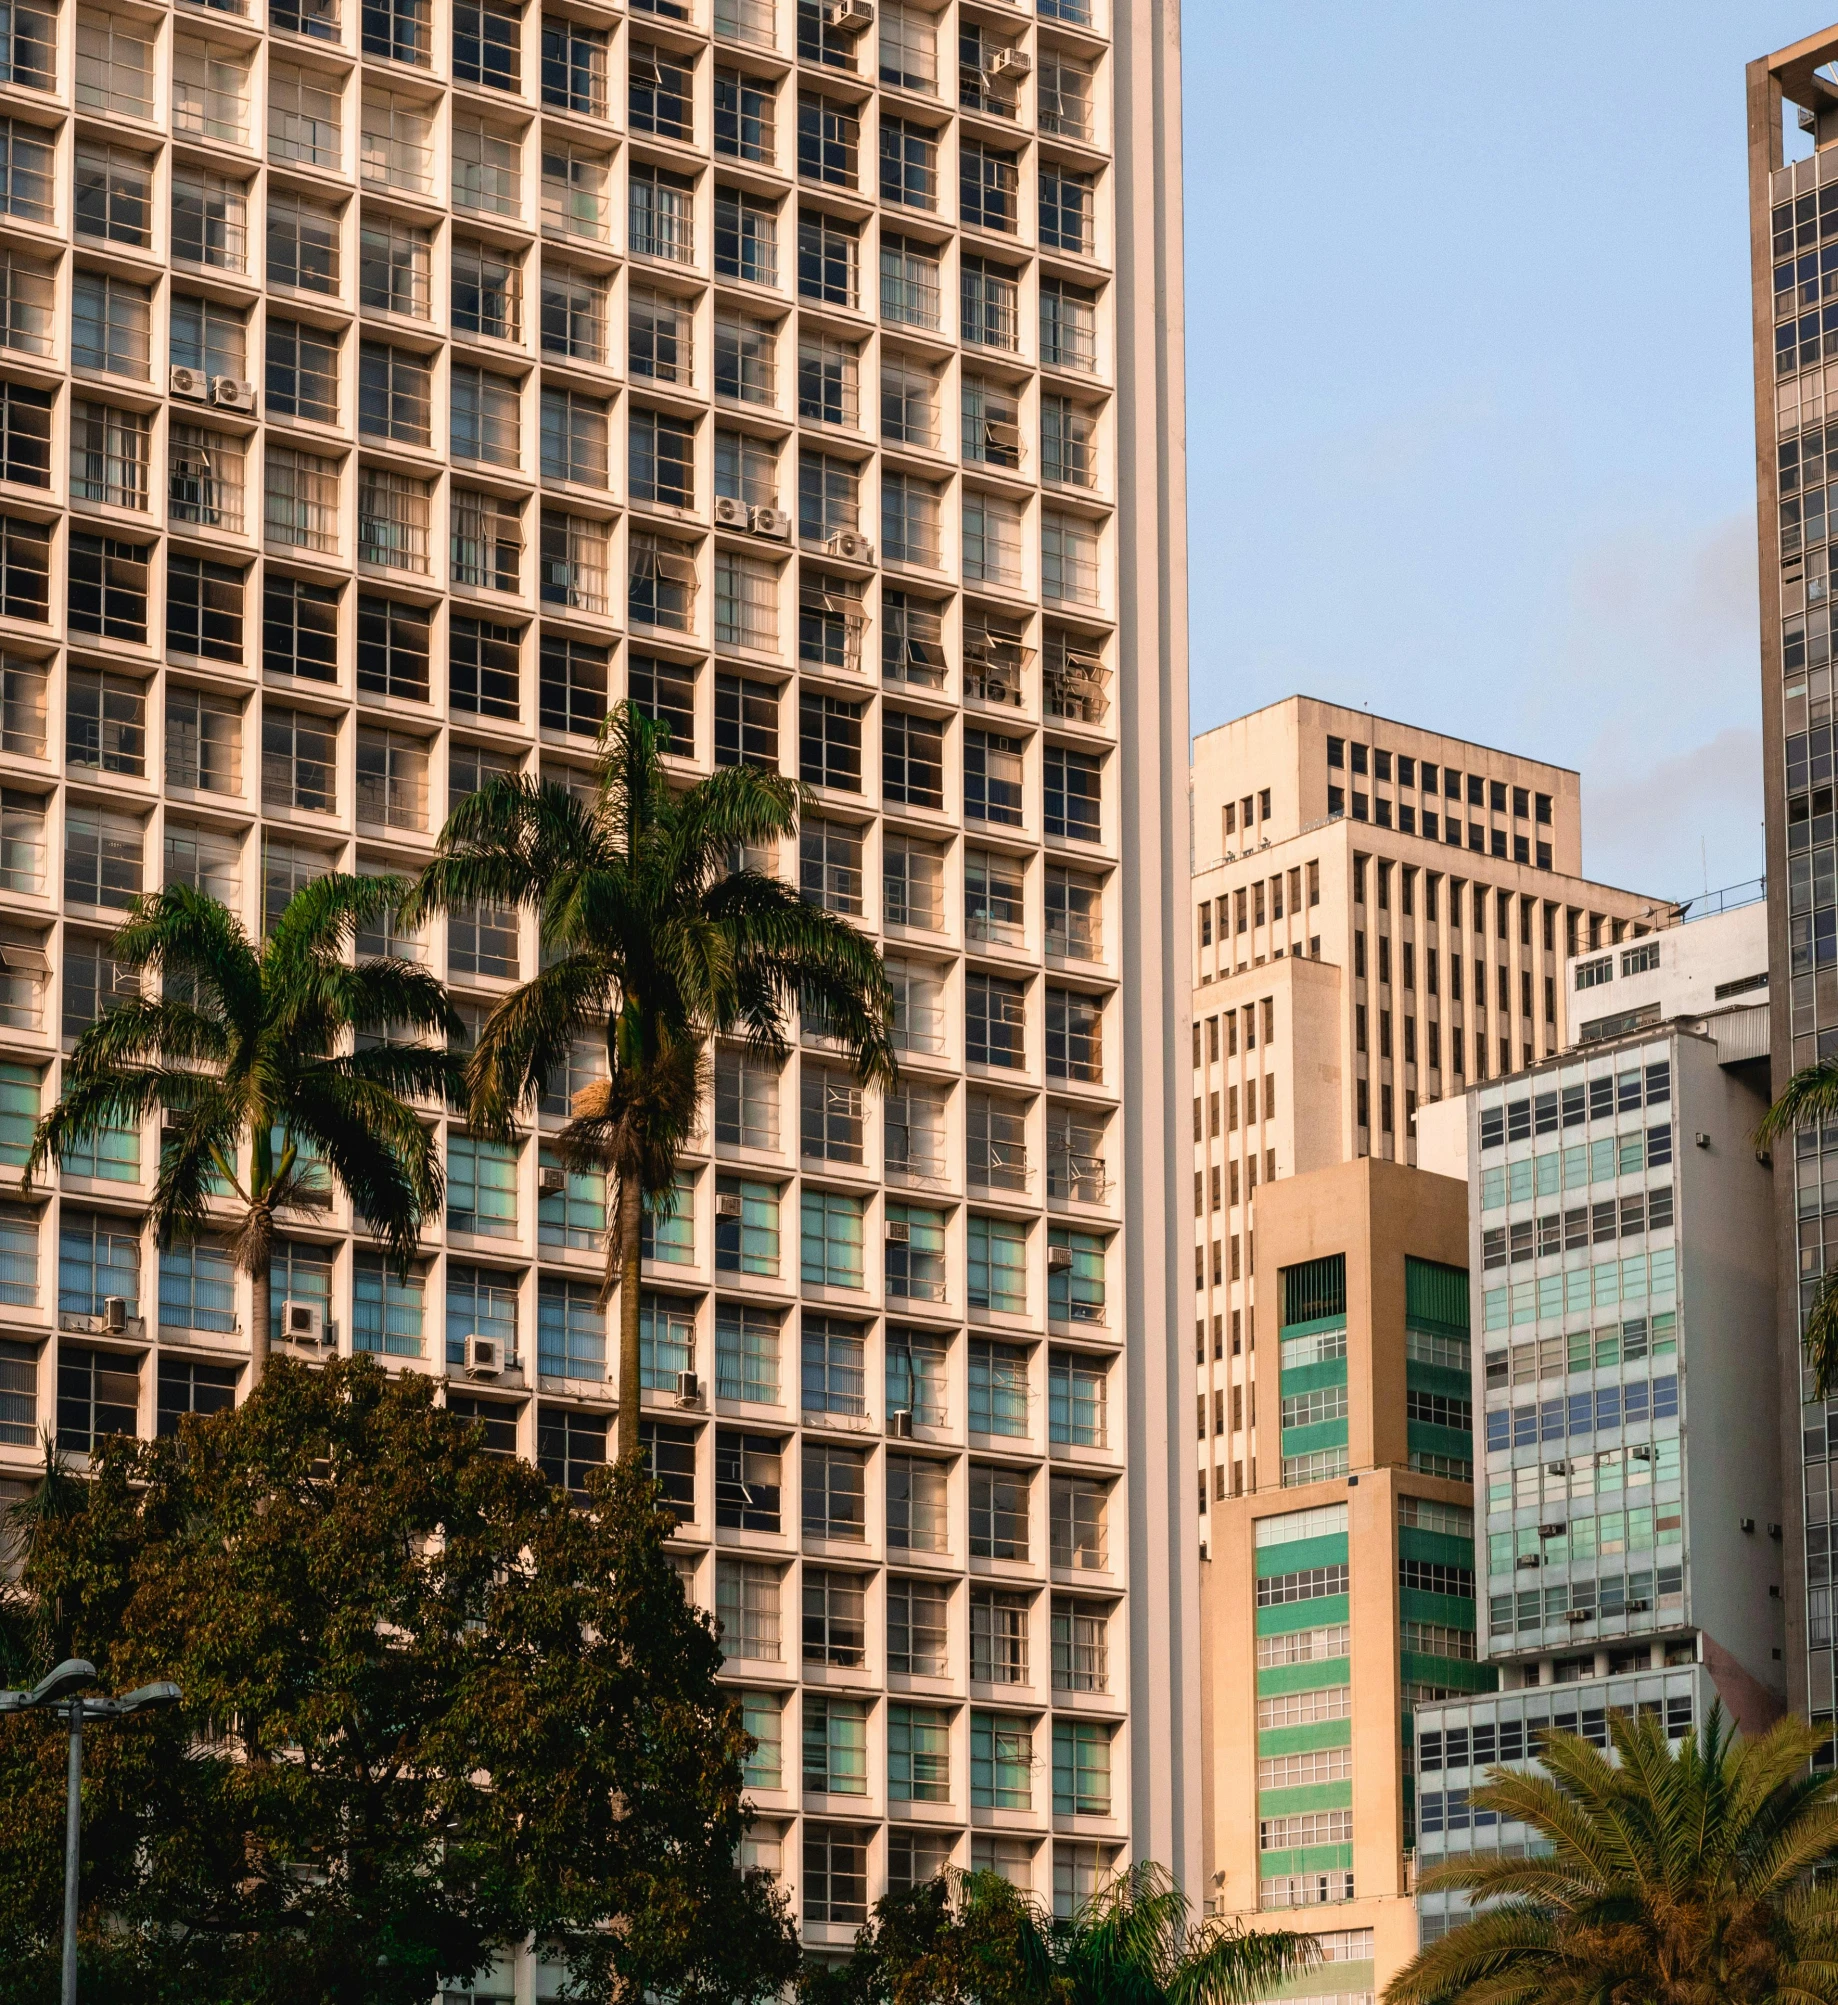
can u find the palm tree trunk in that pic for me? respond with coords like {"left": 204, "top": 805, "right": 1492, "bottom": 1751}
{"left": 614, "top": 1174, "right": 644, "bottom": 1464}
{"left": 244, "top": 1202, "right": 272, "bottom": 1396}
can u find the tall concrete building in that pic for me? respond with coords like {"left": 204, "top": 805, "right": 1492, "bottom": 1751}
{"left": 1409, "top": 899, "right": 1781, "bottom": 1945}
{"left": 1748, "top": 23, "right": 1838, "bottom": 1764}
{"left": 0, "top": 0, "right": 1199, "bottom": 1969}
{"left": 1189, "top": 698, "right": 1671, "bottom": 1995}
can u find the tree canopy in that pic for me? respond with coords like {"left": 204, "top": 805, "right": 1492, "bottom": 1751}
{"left": 0, "top": 1357, "right": 798, "bottom": 2005}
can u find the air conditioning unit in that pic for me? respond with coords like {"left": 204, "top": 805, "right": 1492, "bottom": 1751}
{"left": 210, "top": 376, "right": 257, "bottom": 413}
{"left": 1546, "top": 1460, "right": 1568, "bottom": 1475}
{"left": 464, "top": 1333, "right": 504, "bottom": 1379}
{"left": 1630, "top": 1445, "right": 1652, "bottom": 1462}
{"left": 1625, "top": 1599, "right": 1650, "bottom": 1614}
{"left": 169, "top": 365, "right": 209, "bottom": 402}
{"left": 988, "top": 46, "right": 1031, "bottom": 77}
{"left": 1564, "top": 1609, "right": 1590, "bottom": 1624}
{"left": 825, "top": 529, "right": 873, "bottom": 563}
{"left": 713, "top": 495, "right": 750, "bottom": 529}
{"left": 826, "top": 0, "right": 873, "bottom": 27}
{"left": 889, "top": 1408, "right": 913, "bottom": 1439}
{"left": 675, "top": 1368, "right": 700, "bottom": 1407}
{"left": 1047, "top": 1245, "right": 1074, "bottom": 1271}
{"left": 102, "top": 1295, "right": 128, "bottom": 1333}
{"left": 1515, "top": 1554, "right": 1541, "bottom": 1570}
{"left": 538, "top": 1166, "right": 567, "bottom": 1195}
{"left": 885, "top": 1220, "right": 910, "bottom": 1244}
{"left": 1537, "top": 1522, "right": 1566, "bottom": 1538}
{"left": 282, "top": 1299, "right": 325, "bottom": 1345}
{"left": 715, "top": 1191, "right": 745, "bottom": 1219}
{"left": 749, "top": 504, "right": 792, "bottom": 540}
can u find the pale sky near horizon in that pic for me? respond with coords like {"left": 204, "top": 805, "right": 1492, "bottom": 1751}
{"left": 1180, "top": 1, "right": 1826, "bottom": 900}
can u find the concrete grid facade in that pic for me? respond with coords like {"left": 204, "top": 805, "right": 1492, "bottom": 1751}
{"left": 0, "top": 0, "right": 1199, "bottom": 1965}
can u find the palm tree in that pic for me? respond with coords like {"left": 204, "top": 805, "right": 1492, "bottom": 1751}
{"left": 1386, "top": 1706, "right": 1838, "bottom": 2005}
{"left": 806, "top": 1862, "right": 1320, "bottom": 2005}
{"left": 403, "top": 702, "right": 894, "bottom": 1462}
{"left": 26, "top": 878, "right": 457, "bottom": 1388}
{"left": 1759, "top": 1061, "right": 1838, "bottom": 1395}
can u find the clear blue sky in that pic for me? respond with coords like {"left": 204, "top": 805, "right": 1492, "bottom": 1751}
{"left": 1181, "top": 1, "right": 1820, "bottom": 900}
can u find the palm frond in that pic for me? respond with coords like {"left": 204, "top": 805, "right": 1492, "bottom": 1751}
{"left": 1759, "top": 1054, "right": 1838, "bottom": 1145}
{"left": 110, "top": 883, "right": 264, "bottom": 1025}
{"left": 464, "top": 954, "right": 618, "bottom": 1138}
{"left": 285, "top": 1071, "right": 440, "bottom": 1268}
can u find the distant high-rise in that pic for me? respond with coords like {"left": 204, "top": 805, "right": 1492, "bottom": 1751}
{"left": 0, "top": 0, "right": 1199, "bottom": 1967}
{"left": 1188, "top": 697, "right": 1671, "bottom": 1992}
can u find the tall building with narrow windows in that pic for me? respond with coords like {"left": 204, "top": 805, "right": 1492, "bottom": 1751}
{"left": 1747, "top": 23, "right": 1838, "bottom": 1768}
{"left": 1189, "top": 698, "right": 1671, "bottom": 1995}
{"left": 0, "top": 0, "right": 1198, "bottom": 1970}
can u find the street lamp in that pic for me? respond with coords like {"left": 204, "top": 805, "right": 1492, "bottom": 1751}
{"left": 0, "top": 1658, "right": 181, "bottom": 2005}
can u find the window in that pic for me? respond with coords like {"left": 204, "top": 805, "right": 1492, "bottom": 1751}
{"left": 159, "top": 1237, "right": 236, "bottom": 1336}
{"left": 970, "top": 1464, "right": 1030, "bottom": 1563}
{"left": 963, "top": 490, "right": 1023, "bottom": 586}
{"left": 355, "top": 726, "right": 429, "bottom": 830}
{"left": 168, "top": 423, "right": 244, "bottom": 532}
{"left": 262, "top": 705, "right": 336, "bottom": 814}
{"left": 65, "top": 667, "right": 143, "bottom": 780}
{"left": 0, "top": 117, "right": 53, "bottom": 224}
{"left": 541, "top": 15, "right": 605, "bottom": 113}
{"left": 156, "top": 1357, "right": 239, "bottom": 1437}
{"left": 960, "top": 140, "right": 1018, "bottom": 232}
{"left": 74, "top": 13, "right": 147, "bottom": 114}
{"left": 799, "top": 332, "right": 860, "bottom": 427}
{"left": 714, "top": 1176, "right": 779, "bottom": 1276}
{"left": 360, "top": 219, "right": 433, "bottom": 320}
{"left": 801, "top": 1312, "right": 865, "bottom": 1414}
{"left": 628, "top": 531, "right": 697, "bottom": 630}
{"left": 166, "top": 685, "right": 241, "bottom": 796}
{"left": 57, "top": 1346, "right": 140, "bottom": 1454}
{"left": 804, "top": 1441, "right": 867, "bottom": 1541}
{"left": 715, "top": 1046, "right": 779, "bottom": 1147}
{"left": 1040, "top": 278, "right": 1097, "bottom": 372}
{"left": 630, "top": 286, "right": 692, "bottom": 384}
{"left": 454, "top": 0, "right": 521, "bottom": 88}
{"left": 64, "top": 807, "right": 139, "bottom": 909}
{"left": 1050, "top": 1352, "right": 1105, "bottom": 1446}
{"left": 448, "top": 896, "right": 519, "bottom": 979}
{"left": 884, "top": 834, "right": 945, "bottom": 930}
{"left": 261, "top": 837, "right": 333, "bottom": 933}
{"left": 715, "top": 551, "right": 779, "bottom": 654}
{"left": 539, "top": 512, "right": 610, "bottom": 614}
{"left": 628, "top": 654, "right": 696, "bottom": 753}
{"left": 1045, "top": 869, "right": 1102, "bottom": 963}
{"left": 714, "top": 65, "right": 774, "bottom": 161}
{"left": 798, "top": 209, "right": 858, "bottom": 306}
{"left": 453, "top": 117, "right": 519, "bottom": 216}
{"left": 58, "top": 1208, "right": 139, "bottom": 1319}
{"left": 716, "top": 1301, "right": 780, "bottom": 1404}
{"left": 630, "top": 407, "right": 696, "bottom": 507}
{"left": 448, "top": 1133, "right": 518, "bottom": 1236}
{"left": 888, "top": 1573, "right": 949, "bottom": 1677}
{"left": 968, "top": 1215, "right": 1027, "bottom": 1316}
{"left": 642, "top": 1421, "right": 696, "bottom": 1515}
{"left": 801, "top": 1191, "right": 864, "bottom": 1290}
{"left": 72, "top": 271, "right": 150, "bottom": 378}
{"left": 802, "top": 1568, "right": 866, "bottom": 1667}
{"left": 802, "top": 1066, "right": 863, "bottom": 1164}
{"left": 357, "top": 595, "right": 430, "bottom": 699}
{"left": 452, "top": 366, "right": 521, "bottom": 468}
{"left": 542, "top": 267, "right": 607, "bottom": 362}
{"left": 0, "top": 516, "right": 48, "bottom": 621}
{"left": 1040, "top": 166, "right": 1096, "bottom": 256}
{"left": 716, "top": 1557, "right": 782, "bottom": 1660}
{"left": 0, "top": 250, "right": 55, "bottom": 359}
{"left": 962, "top": 255, "right": 1019, "bottom": 350}
{"left": 0, "top": 380, "right": 49, "bottom": 490}
{"left": 969, "top": 1338, "right": 1028, "bottom": 1436}
{"left": 266, "top": 192, "right": 340, "bottom": 293}
{"left": 365, "top": 0, "right": 431, "bottom": 63}
{"left": 266, "top": 575, "right": 341, "bottom": 682}
{"left": 965, "top": 729, "right": 1025, "bottom": 825}
{"left": 450, "top": 488, "right": 523, "bottom": 591}
{"left": 1053, "top": 1719, "right": 1111, "bottom": 1816}
{"left": 715, "top": 185, "right": 779, "bottom": 285}
{"left": 540, "top": 388, "right": 609, "bottom": 489}
{"left": 269, "top": 64, "right": 341, "bottom": 169}
{"left": 885, "top": 1090, "right": 948, "bottom": 1188}
{"left": 639, "top": 1293, "right": 694, "bottom": 1387}
{"left": 535, "top": 634, "right": 606, "bottom": 737}
{"left": 1051, "top": 1476, "right": 1107, "bottom": 1570}
{"left": 883, "top": 710, "right": 944, "bottom": 810}
{"left": 887, "top": 1452, "right": 947, "bottom": 1552}
{"left": 68, "top": 533, "right": 148, "bottom": 641}
{"left": 172, "top": 167, "right": 249, "bottom": 274}
{"left": 716, "top": 309, "right": 777, "bottom": 404}
{"left": 1046, "top": 990, "right": 1101, "bottom": 1083}
{"left": 881, "top": 116, "right": 938, "bottom": 207}
{"left": 800, "top": 692, "right": 862, "bottom": 791}
{"left": 970, "top": 1586, "right": 1029, "bottom": 1682}
{"left": 627, "top": 163, "right": 694, "bottom": 261}
{"left": 966, "top": 973, "right": 1026, "bottom": 1069}
{"left": 630, "top": 38, "right": 692, "bottom": 137}
{"left": 1045, "top": 746, "right": 1102, "bottom": 842}
{"left": 164, "top": 556, "right": 244, "bottom": 666}
{"left": 804, "top": 1826, "right": 867, "bottom": 1927}
{"left": 882, "top": 471, "right": 941, "bottom": 566}
{"left": 1042, "top": 512, "right": 1100, "bottom": 605}
{"left": 879, "top": 0, "right": 936, "bottom": 91}
{"left": 799, "top": 451, "right": 860, "bottom": 543}
{"left": 266, "top": 447, "right": 343, "bottom": 555}
{"left": 888, "top": 1703, "right": 950, "bottom": 1802}
{"left": 799, "top": 816, "right": 863, "bottom": 914}
{"left": 450, "top": 615, "right": 522, "bottom": 718}
{"left": 716, "top": 1429, "right": 782, "bottom": 1531}
{"left": 266, "top": 319, "right": 339, "bottom": 423}
{"left": 536, "top": 1404, "right": 606, "bottom": 1500}
{"left": 1048, "top": 1229, "right": 1105, "bottom": 1324}
{"left": 971, "top": 1714, "right": 1032, "bottom": 1810}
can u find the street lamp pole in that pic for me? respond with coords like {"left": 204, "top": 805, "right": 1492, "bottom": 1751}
{"left": 0, "top": 1659, "right": 182, "bottom": 2005}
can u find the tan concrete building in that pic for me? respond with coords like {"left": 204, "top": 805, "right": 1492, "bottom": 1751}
{"left": 0, "top": 0, "right": 1200, "bottom": 1973}
{"left": 1190, "top": 697, "right": 1672, "bottom": 1994}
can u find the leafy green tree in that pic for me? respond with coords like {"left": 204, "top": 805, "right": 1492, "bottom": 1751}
{"left": 404, "top": 702, "right": 895, "bottom": 1459}
{"left": 1759, "top": 1062, "right": 1838, "bottom": 1395}
{"left": 805, "top": 1862, "right": 1319, "bottom": 2005}
{"left": 0, "top": 1356, "right": 800, "bottom": 2005}
{"left": 1386, "top": 1707, "right": 1838, "bottom": 2005}
{"left": 25, "top": 878, "right": 456, "bottom": 1386}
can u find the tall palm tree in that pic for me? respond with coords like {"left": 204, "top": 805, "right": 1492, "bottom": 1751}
{"left": 1759, "top": 1060, "right": 1838, "bottom": 1395}
{"left": 806, "top": 1861, "right": 1320, "bottom": 2005}
{"left": 1386, "top": 1707, "right": 1838, "bottom": 2005}
{"left": 26, "top": 878, "right": 457, "bottom": 1388}
{"left": 403, "top": 702, "right": 895, "bottom": 1462}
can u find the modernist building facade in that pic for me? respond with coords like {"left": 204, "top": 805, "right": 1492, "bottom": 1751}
{"left": 1188, "top": 699, "right": 1672, "bottom": 1997}
{"left": 1410, "top": 907, "right": 1781, "bottom": 1942}
{"left": 0, "top": 0, "right": 1199, "bottom": 1972}
{"left": 1748, "top": 23, "right": 1838, "bottom": 1755}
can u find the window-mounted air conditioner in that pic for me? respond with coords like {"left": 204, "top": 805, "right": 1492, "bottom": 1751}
{"left": 283, "top": 1299, "right": 326, "bottom": 1345}
{"left": 539, "top": 1166, "right": 567, "bottom": 1195}
{"left": 1047, "top": 1245, "right": 1075, "bottom": 1271}
{"left": 888, "top": 1408, "right": 913, "bottom": 1438}
{"left": 715, "top": 1192, "right": 746, "bottom": 1219}
{"left": 675, "top": 1369, "right": 700, "bottom": 1406}
{"left": 885, "top": 1220, "right": 910, "bottom": 1244}
{"left": 826, "top": 0, "right": 873, "bottom": 28}
{"left": 464, "top": 1333, "right": 505, "bottom": 1379}
{"left": 987, "top": 46, "right": 1031, "bottom": 77}
{"left": 102, "top": 1295, "right": 129, "bottom": 1333}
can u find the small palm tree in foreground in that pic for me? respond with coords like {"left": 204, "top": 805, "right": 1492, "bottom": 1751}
{"left": 807, "top": 1861, "right": 1319, "bottom": 2005}
{"left": 1760, "top": 1059, "right": 1838, "bottom": 1395}
{"left": 27, "top": 879, "right": 457, "bottom": 1386}
{"left": 405, "top": 702, "right": 895, "bottom": 1461}
{"left": 1386, "top": 1706, "right": 1838, "bottom": 2005}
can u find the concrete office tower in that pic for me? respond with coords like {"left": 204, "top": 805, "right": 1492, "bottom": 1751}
{"left": 1190, "top": 698, "right": 1669, "bottom": 1994}
{"left": 1748, "top": 24, "right": 1838, "bottom": 1755}
{"left": 1409, "top": 902, "right": 1780, "bottom": 1945}
{"left": 0, "top": 0, "right": 1199, "bottom": 1962}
